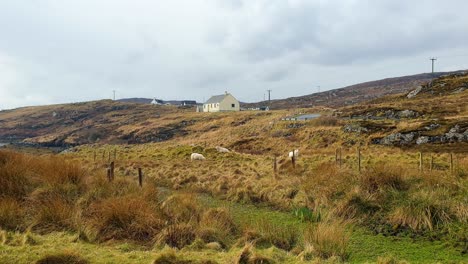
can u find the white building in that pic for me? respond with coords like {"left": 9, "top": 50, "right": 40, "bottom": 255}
{"left": 202, "top": 92, "right": 240, "bottom": 112}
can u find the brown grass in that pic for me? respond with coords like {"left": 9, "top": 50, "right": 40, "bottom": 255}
{"left": 85, "top": 195, "right": 164, "bottom": 242}
{"left": 303, "top": 220, "right": 350, "bottom": 261}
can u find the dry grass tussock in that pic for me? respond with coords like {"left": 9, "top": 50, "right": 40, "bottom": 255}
{"left": 0, "top": 150, "right": 242, "bottom": 248}
{"left": 302, "top": 220, "right": 350, "bottom": 261}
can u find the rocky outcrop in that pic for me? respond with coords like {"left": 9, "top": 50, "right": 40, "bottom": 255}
{"left": 343, "top": 123, "right": 369, "bottom": 133}
{"left": 373, "top": 124, "right": 468, "bottom": 146}
{"left": 352, "top": 109, "right": 420, "bottom": 120}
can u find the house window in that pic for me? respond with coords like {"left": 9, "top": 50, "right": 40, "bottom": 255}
{"left": 231, "top": 104, "right": 235, "bottom": 108}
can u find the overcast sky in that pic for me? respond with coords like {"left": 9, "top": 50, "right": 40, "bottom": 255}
{"left": 1, "top": 0, "right": 468, "bottom": 109}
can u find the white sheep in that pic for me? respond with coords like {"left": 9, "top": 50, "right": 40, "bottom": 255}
{"left": 191, "top": 153, "right": 206, "bottom": 161}
{"left": 288, "top": 149, "right": 299, "bottom": 159}
{"left": 215, "top": 146, "right": 230, "bottom": 153}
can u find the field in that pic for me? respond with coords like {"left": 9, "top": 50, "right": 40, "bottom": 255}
{"left": 1, "top": 73, "right": 468, "bottom": 263}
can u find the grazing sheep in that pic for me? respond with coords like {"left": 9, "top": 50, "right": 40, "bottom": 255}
{"left": 215, "top": 146, "right": 230, "bottom": 153}
{"left": 191, "top": 153, "right": 206, "bottom": 161}
{"left": 288, "top": 149, "right": 299, "bottom": 159}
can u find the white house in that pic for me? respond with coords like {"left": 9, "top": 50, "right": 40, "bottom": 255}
{"left": 202, "top": 92, "right": 240, "bottom": 112}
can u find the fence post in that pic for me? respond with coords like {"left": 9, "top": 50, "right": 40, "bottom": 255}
{"left": 110, "top": 161, "right": 115, "bottom": 181}
{"left": 273, "top": 156, "right": 277, "bottom": 173}
{"left": 450, "top": 153, "right": 453, "bottom": 173}
{"left": 430, "top": 154, "right": 433, "bottom": 172}
{"left": 335, "top": 149, "right": 338, "bottom": 165}
{"left": 339, "top": 148, "right": 342, "bottom": 168}
{"left": 357, "top": 146, "right": 361, "bottom": 173}
{"left": 102, "top": 150, "right": 105, "bottom": 160}
{"left": 138, "top": 168, "right": 143, "bottom": 187}
{"left": 93, "top": 151, "right": 96, "bottom": 162}
{"left": 113, "top": 149, "right": 117, "bottom": 161}
{"left": 107, "top": 168, "right": 111, "bottom": 182}
{"left": 291, "top": 156, "right": 296, "bottom": 169}
{"left": 419, "top": 152, "right": 423, "bottom": 172}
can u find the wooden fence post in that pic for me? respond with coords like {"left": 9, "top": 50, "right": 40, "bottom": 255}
{"left": 291, "top": 156, "right": 296, "bottom": 169}
{"left": 102, "top": 150, "right": 105, "bottom": 160}
{"left": 110, "top": 161, "right": 115, "bottom": 181}
{"left": 107, "top": 168, "right": 111, "bottom": 182}
{"left": 93, "top": 151, "right": 96, "bottom": 162}
{"left": 273, "top": 156, "right": 277, "bottom": 173}
{"left": 138, "top": 168, "right": 143, "bottom": 187}
{"left": 357, "top": 146, "right": 361, "bottom": 173}
{"left": 339, "top": 148, "right": 342, "bottom": 168}
{"left": 450, "top": 153, "right": 453, "bottom": 173}
{"left": 430, "top": 154, "right": 433, "bottom": 172}
{"left": 419, "top": 152, "right": 423, "bottom": 172}
{"left": 335, "top": 149, "right": 338, "bottom": 165}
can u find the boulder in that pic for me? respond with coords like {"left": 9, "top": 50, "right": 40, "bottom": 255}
{"left": 407, "top": 86, "right": 423, "bottom": 98}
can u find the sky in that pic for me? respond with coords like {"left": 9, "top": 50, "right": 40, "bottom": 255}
{"left": 1, "top": 0, "right": 468, "bottom": 109}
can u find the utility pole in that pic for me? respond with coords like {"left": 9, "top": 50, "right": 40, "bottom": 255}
{"left": 112, "top": 90, "right": 116, "bottom": 100}
{"left": 317, "top": 85, "right": 321, "bottom": 93}
{"left": 430, "top": 57, "right": 437, "bottom": 73}
{"left": 266, "top": 89, "right": 272, "bottom": 104}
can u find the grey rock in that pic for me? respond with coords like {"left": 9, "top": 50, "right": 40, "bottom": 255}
{"left": 343, "top": 123, "right": 369, "bottom": 133}
{"left": 397, "top": 110, "right": 418, "bottom": 118}
{"left": 407, "top": 86, "right": 423, "bottom": 98}
{"left": 416, "top": 136, "right": 429, "bottom": 145}
{"left": 424, "top": 123, "right": 440, "bottom": 131}
{"left": 379, "top": 132, "right": 415, "bottom": 145}
{"left": 449, "top": 125, "right": 460, "bottom": 133}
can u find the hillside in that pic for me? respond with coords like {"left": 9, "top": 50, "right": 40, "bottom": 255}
{"left": 245, "top": 70, "right": 467, "bottom": 109}
{"left": 0, "top": 72, "right": 467, "bottom": 153}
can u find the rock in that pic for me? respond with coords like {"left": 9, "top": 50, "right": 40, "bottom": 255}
{"left": 396, "top": 110, "right": 418, "bottom": 119}
{"left": 343, "top": 123, "right": 369, "bottom": 133}
{"left": 449, "top": 125, "right": 460, "bottom": 133}
{"left": 378, "top": 132, "right": 415, "bottom": 145}
{"left": 416, "top": 136, "right": 429, "bottom": 145}
{"left": 407, "top": 86, "right": 423, "bottom": 98}
{"left": 424, "top": 123, "right": 440, "bottom": 131}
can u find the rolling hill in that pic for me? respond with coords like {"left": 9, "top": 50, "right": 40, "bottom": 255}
{"left": 244, "top": 70, "right": 467, "bottom": 109}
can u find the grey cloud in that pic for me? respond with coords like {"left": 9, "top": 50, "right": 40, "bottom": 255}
{"left": 0, "top": 0, "right": 468, "bottom": 109}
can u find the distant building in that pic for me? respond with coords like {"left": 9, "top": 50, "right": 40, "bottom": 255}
{"left": 202, "top": 92, "right": 240, "bottom": 112}
{"left": 151, "top": 98, "right": 164, "bottom": 105}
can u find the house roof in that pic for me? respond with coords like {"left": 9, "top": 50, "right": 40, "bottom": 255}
{"left": 205, "top": 94, "right": 228, "bottom": 104}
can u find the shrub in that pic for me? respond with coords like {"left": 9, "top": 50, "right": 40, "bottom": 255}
{"left": 303, "top": 220, "right": 350, "bottom": 261}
